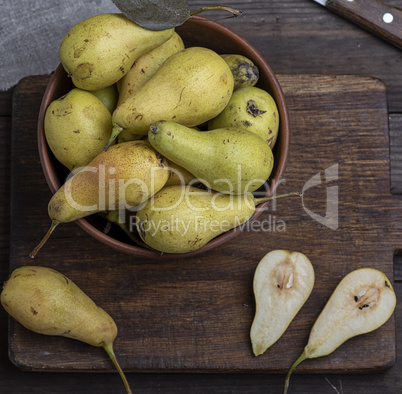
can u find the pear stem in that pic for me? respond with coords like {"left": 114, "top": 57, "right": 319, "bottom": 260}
{"left": 254, "top": 191, "right": 302, "bottom": 206}
{"left": 29, "top": 221, "right": 59, "bottom": 259}
{"left": 283, "top": 352, "right": 307, "bottom": 394}
{"left": 190, "top": 6, "right": 243, "bottom": 17}
{"left": 103, "top": 342, "right": 133, "bottom": 394}
{"left": 104, "top": 125, "right": 123, "bottom": 151}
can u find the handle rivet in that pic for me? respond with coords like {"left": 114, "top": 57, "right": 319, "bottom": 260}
{"left": 383, "top": 13, "right": 394, "bottom": 23}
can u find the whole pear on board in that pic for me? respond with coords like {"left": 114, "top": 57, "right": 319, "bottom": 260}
{"left": 148, "top": 121, "right": 274, "bottom": 194}
{"left": 221, "top": 54, "right": 259, "bottom": 91}
{"left": 1, "top": 266, "right": 132, "bottom": 394}
{"left": 283, "top": 268, "right": 397, "bottom": 394}
{"left": 105, "top": 46, "right": 234, "bottom": 148}
{"left": 250, "top": 250, "right": 315, "bottom": 356}
{"left": 30, "top": 140, "right": 169, "bottom": 258}
{"left": 117, "top": 32, "right": 185, "bottom": 105}
{"left": 90, "top": 84, "right": 119, "bottom": 114}
{"left": 59, "top": 13, "right": 174, "bottom": 90}
{"left": 208, "top": 86, "right": 280, "bottom": 149}
{"left": 44, "top": 88, "right": 113, "bottom": 171}
{"left": 135, "top": 185, "right": 300, "bottom": 254}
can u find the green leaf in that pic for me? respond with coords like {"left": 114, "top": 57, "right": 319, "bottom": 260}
{"left": 112, "top": 0, "right": 190, "bottom": 30}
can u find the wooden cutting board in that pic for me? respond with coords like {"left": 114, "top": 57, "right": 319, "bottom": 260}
{"left": 8, "top": 74, "right": 401, "bottom": 374}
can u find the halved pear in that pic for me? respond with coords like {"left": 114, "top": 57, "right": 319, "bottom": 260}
{"left": 250, "top": 250, "right": 315, "bottom": 356}
{"left": 283, "top": 268, "right": 397, "bottom": 394}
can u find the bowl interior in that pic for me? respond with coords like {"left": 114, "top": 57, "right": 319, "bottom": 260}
{"left": 37, "top": 15, "right": 290, "bottom": 259}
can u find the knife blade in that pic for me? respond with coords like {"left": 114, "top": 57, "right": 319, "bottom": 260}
{"left": 313, "top": 0, "right": 402, "bottom": 50}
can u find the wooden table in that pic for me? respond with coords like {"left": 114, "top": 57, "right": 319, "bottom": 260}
{"left": 1, "top": 1, "right": 402, "bottom": 393}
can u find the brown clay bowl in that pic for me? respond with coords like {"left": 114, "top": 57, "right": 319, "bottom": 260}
{"left": 37, "top": 15, "right": 290, "bottom": 259}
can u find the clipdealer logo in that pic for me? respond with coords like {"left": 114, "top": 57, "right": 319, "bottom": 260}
{"left": 60, "top": 163, "right": 339, "bottom": 233}
{"left": 301, "top": 163, "right": 339, "bottom": 230}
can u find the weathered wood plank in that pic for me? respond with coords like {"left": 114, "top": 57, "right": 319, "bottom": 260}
{"left": 0, "top": 118, "right": 11, "bottom": 275}
{"left": 187, "top": 0, "right": 402, "bottom": 113}
{"left": 0, "top": 88, "right": 13, "bottom": 117}
{"left": 389, "top": 114, "right": 402, "bottom": 194}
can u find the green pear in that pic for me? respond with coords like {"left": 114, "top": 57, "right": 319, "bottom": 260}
{"left": 208, "top": 86, "right": 280, "bottom": 149}
{"left": 148, "top": 121, "right": 274, "bottom": 194}
{"left": 250, "top": 250, "right": 315, "bottom": 356}
{"left": 59, "top": 13, "right": 174, "bottom": 90}
{"left": 90, "top": 84, "right": 119, "bottom": 114}
{"left": 30, "top": 140, "right": 169, "bottom": 258}
{"left": 44, "top": 88, "right": 113, "bottom": 171}
{"left": 1, "top": 266, "right": 132, "bottom": 394}
{"left": 221, "top": 54, "right": 259, "bottom": 91}
{"left": 135, "top": 185, "right": 300, "bottom": 254}
{"left": 117, "top": 32, "right": 185, "bottom": 106}
{"left": 283, "top": 268, "right": 397, "bottom": 394}
{"left": 105, "top": 46, "right": 234, "bottom": 147}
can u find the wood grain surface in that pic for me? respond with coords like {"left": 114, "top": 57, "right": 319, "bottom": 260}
{"left": 1, "top": 1, "right": 402, "bottom": 393}
{"left": 7, "top": 73, "right": 400, "bottom": 374}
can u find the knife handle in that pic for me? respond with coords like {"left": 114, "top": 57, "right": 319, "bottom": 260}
{"left": 327, "top": 0, "right": 402, "bottom": 49}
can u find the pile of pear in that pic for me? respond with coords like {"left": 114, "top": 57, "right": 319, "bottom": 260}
{"left": 32, "top": 12, "right": 282, "bottom": 257}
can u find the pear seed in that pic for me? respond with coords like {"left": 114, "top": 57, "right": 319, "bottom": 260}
{"left": 275, "top": 263, "right": 294, "bottom": 290}
{"left": 355, "top": 286, "right": 380, "bottom": 310}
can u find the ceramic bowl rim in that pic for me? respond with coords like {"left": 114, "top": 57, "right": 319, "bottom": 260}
{"left": 37, "top": 15, "right": 290, "bottom": 259}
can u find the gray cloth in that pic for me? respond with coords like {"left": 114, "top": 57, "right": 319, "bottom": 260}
{"left": 0, "top": 0, "right": 119, "bottom": 91}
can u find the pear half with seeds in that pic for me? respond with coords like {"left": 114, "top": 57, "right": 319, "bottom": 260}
{"left": 250, "top": 250, "right": 315, "bottom": 356}
{"left": 283, "top": 268, "right": 397, "bottom": 394}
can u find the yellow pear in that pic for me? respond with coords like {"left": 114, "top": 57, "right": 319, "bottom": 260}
{"left": 30, "top": 140, "right": 169, "bottom": 258}
{"left": 105, "top": 46, "right": 234, "bottom": 148}
{"left": 44, "top": 88, "right": 113, "bottom": 171}
{"left": 59, "top": 13, "right": 174, "bottom": 90}
{"left": 135, "top": 185, "right": 300, "bottom": 254}
{"left": 117, "top": 130, "right": 144, "bottom": 144}
{"left": 135, "top": 185, "right": 255, "bottom": 253}
{"left": 208, "top": 86, "right": 280, "bottom": 149}
{"left": 117, "top": 32, "right": 185, "bottom": 105}
{"left": 90, "top": 84, "right": 119, "bottom": 114}
{"left": 148, "top": 121, "right": 274, "bottom": 194}
{"left": 1, "top": 266, "right": 132, "bottom": 394}
{"left": 164, "top": 160, "right": 199, "bottom": 187}
{"left": 221, "top": 54, "right": 259, "bottom": 91}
